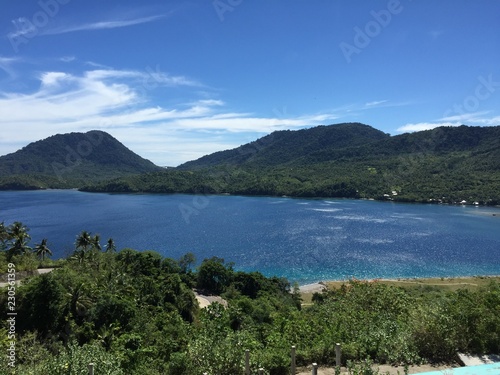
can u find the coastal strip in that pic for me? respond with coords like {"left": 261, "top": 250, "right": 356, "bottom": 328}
{"left": 319, "top": 275, "right": 500, "bottom": 291}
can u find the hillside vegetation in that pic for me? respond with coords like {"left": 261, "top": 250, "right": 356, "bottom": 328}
{"left": 84, "top": 124, "right": 500, "bottom": 204}
{"left": 1, "top": 222, "right": 499, "bottom": 374}
{"left": 0, "top": 131, "right": 162, "bottom": 189}
{"left": 179, "top": 123, "right": 390, "bottom": 168}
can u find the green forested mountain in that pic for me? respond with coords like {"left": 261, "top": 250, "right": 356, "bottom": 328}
{"left": 0, "top": 131, "right": 162, "bottom": 189}
{"left": 180, "top": 123, "right": 500, "bottom": 169}
{"left": 179, "top": 122, "right": 390, "bottom": 169}
{"left": 84, "top": 123, "right": 500, "bottom": 204}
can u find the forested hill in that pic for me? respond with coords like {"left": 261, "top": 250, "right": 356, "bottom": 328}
{"left": 178, "top": 122, "right": 390, "bottom": 169}
{"left": 0, "top": 130, "right": 162, "bottom": 189}
{"left": 179, "top": 123, "right": 500, "bottom": 169}
{"left": 83, "top": 123, "right": 500, "bottom": 204}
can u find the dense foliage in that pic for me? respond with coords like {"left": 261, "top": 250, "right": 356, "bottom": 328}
{"left": 1, "top": 223, "right": 499, "bottom": 374}
{"left": 0, "top": 130, "right": 162, "bottom": 189}
{"left": 82, "top": 124, "right": 500, "bottom": 204}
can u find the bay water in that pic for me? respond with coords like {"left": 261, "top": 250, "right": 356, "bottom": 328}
{"left": 1, "top": 190, "right": 499, "bottom": 284}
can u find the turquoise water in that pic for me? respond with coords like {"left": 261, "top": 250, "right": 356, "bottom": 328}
{"left": 1, "top": 190, "right": 499, "bottom": 284}
{"left": 417, "top": 362, "right": 500, "bottom": 375}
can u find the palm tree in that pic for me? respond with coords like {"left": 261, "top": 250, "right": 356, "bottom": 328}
{"left": 75, "top": 231, "right": 92, "bottom": 253}
{"left": 7, "top": 222, "right": 31, "bottom": 258}
{"left": 105, "top": 238, "right": 116, "bottom": 253}
{"left": 92, "top": 234, "right": 102, "bottom": 251}
{"left": 87, "top": 234, "right": 102, "bottom": 270}
{"left": 34, "top": 238, "right": 52, "bottom": 261}
{"left": 74, "top": 231, "right": 92, "bottom": 265}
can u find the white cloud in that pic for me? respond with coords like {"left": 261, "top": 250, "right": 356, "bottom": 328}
{"left": 43, "top": 15, "right": 167, "bottom": 36}
{"left": 397, "top": 122, "right": 461, "bottom": 133}
{"left": 397, "top": 110, "right": 500, "bottom": 133}
{"left": 365, "top": 100, "right": 388, "bottom": 107}
{"left": 110, "top": 128, "right": 240, "bottom": 167}
{"left": 40, "top": 72, "right": 70, "bottom": 86}
{"left": 9, "top": 18, "right": 37, "bottom": 38}
{"left": 85, "top": 68, "right": 201, "bottom": 87}
{"left": 171, "top": 115, "right": 321, "bottom": 133}
{"left": 6, "top": 14, "right": 167, "bottom": 44}
{"left": 60, "top": 56, "right": 76, "bottom": 63}
{"left": 440, "top": 111, "right": 500, "bottom": 126}
{"left": 0, "top": 67, "right": 340, "bottom": 166}
{"left": 194, "top": 99, "right": 224, "bottom": 107}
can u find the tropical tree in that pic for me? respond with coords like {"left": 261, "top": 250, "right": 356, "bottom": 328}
{"left": 84, "top": 234, "right": 103, "bottom": 270}
{"left": 179, "top": 252, "right": 196, "bottom": 273}
{"left": 34, "top": 238, "right": 52, "bottom": 261}
{"left": 197, "top": 257, "right": 233, "bottom": 295}
{"left": 20, "top": 273, "right": 65, "bottom": 337}
{"left": 105, "top": 238, "right": 116, "bottom": 253}
{"left": 92, "top": 234, "right": 102, "bottom": 251}
{"left": 75, "top": 231, "right": 92, "bottom": 253}
{"left": 7, "top": 221, "right": 31, "bottom": 258}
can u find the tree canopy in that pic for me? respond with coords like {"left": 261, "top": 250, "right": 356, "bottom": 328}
{"left": 0, "top": 223, "right": 499, "bottom": 374}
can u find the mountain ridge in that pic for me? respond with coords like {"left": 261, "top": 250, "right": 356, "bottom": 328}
{"left": 178, "top": 122, "right": 390, "bottom": 169}
{"left": 82, "top": 123, "right": 500, "bottom": 204}
{"left": 180, "top": 123, "right": 500, "bottom": 169}
{"left": 0, "top": 130, "right": 162, "bottom": 189}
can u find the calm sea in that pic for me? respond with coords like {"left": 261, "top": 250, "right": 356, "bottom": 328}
{"left": 1, "top": 190, "right": 499, "bottom": 284}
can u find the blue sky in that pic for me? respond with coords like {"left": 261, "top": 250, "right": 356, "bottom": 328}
{"left": 1, "top": 0, "right": 499, "bottom": 166}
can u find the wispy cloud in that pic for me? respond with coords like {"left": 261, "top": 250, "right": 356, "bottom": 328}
{"left": 365, "top": 100, "right": 388, "bottom": 107}
{"left": 85, "top": 67, "right": 201, "bottom": 87}
{"left": 9, "top": 18, "right": 37, "bottom": 38}
{"left": 8, "top": 14, "right": 167, "bottom": 39}
{"left": 440, "top": 111, "right": 500, "bottom": 125}
{"left": 60, "top": 56, "right": 76, "bottom": 63}
{"left": 397, "top": 111, "right": 500, "bottom": 133}
{"left": 43, "top": 15, "right": 167, "bottom": 35}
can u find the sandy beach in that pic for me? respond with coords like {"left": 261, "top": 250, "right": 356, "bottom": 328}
{"left": 299, "top": 282, "right": 327, "bottom": 293}
{"left": 322, "top": 275, "right": 500, "bottom": 290}
{"left": 298, "top": 276, "right": 500, "bottom": 305}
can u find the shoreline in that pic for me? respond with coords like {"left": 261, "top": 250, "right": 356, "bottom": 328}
{"left": 299, "top": 275, "right": 500, "bottom": 294}
{"left": 4, "top": 188, "right": 500, "bottom": 209}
